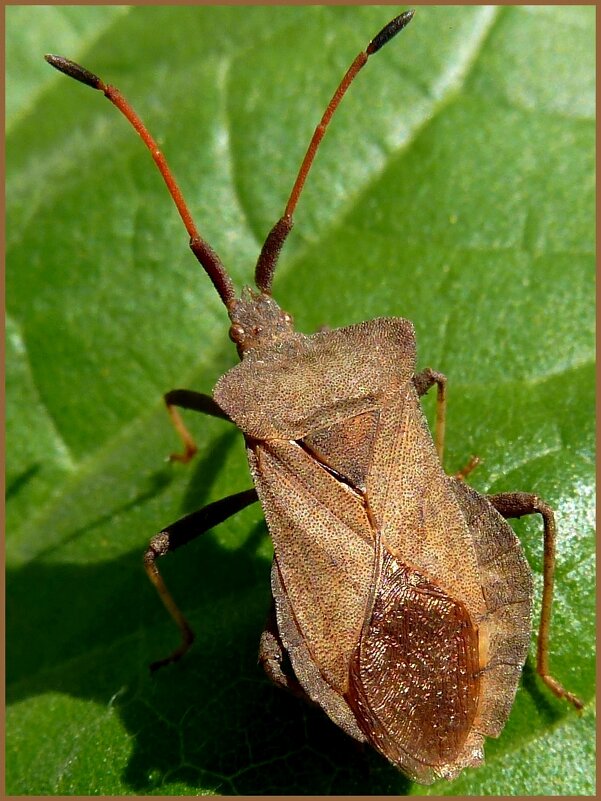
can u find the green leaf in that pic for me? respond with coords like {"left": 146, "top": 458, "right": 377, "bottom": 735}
{"left": 7, "top": 5, "right": 594, "bottom": 795}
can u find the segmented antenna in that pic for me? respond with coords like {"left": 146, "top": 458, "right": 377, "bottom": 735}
{"left": 44, "top": 53, "right": 236, "bottom": 309}
{"left": 45, "top": 9, "right": 414, "bottom": 306}
{"left": 254, "top": 9, "right": 415, "bottom": 295}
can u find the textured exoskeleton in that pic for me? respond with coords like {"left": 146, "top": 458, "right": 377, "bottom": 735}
{"left": 215, "top": 310, "right": 533, "bottom": 783}
{"left": 46, "top": 8, "right": 582, "bottom": 786}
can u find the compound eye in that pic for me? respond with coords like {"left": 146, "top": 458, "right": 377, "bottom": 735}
{"left": 229, "top": 323, "right": 245, "bottom": 343}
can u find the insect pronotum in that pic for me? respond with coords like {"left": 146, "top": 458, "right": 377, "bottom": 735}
{"left": 46, "top": 8, "right": 582, "bottom": 784}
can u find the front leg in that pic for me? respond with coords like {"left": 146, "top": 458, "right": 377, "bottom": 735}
{"left": 164, "top": 388, "right": 232, "bottom": 463}
{"left": 414, "top": 368, "right": 480, "bottom": 480}
{"left": 413, "top": 367, "right": 447, "bottom": 462}
{"left": 487, "top": 491, "right": 584, "bottom": 710}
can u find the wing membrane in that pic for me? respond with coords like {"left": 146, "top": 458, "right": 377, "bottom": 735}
{"left": 348, "top": 549, "right": 480, "bottom": 782}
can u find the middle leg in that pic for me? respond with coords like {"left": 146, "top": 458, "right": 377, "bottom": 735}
{"left": 145, "top": 487, "right": 259, "bottom": 671}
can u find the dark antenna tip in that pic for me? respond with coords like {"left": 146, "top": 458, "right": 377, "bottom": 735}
{"left": 44, "top": 54, "right": 102, "bottom": 90}
{"left": 367, "top": 9, "right": 415, "bottom": 55}
{"left": 256, "top": 9, "right": 416, "bottom": 291}
{"left": 45, "top": 52, "right": 235, "bottom": 308}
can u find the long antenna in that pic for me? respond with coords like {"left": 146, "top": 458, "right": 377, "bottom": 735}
{"left": 44, "top": 54, "right": 237, "bottom": 309}
{"left": 254, "top": 9, "right": 415, "bottom": 295}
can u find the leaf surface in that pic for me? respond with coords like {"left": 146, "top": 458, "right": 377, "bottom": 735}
{"left": 6, "top": 5, "right": 595, "bottom": 795}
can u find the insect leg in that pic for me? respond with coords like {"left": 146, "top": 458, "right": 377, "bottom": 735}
{"left": 487, "top": 491, "right": 584, "bottom": 710}
{"left": 259, "top": 599, "right": 308, "bottom": 700}
{"left": 454, "top": 454, "right": 481, "bottom": 482}
{"left": 144, "top": 487, "right": 259, "bottom": 671}
{"left": 413, "top": 367, "right": 447, "bottom": 462}
{"left": 164, "top": 389, "right": 232, "bottom": 463}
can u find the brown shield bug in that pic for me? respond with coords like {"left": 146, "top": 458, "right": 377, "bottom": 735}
{"left": 45, "top": 8, "right": 583, "bottom": 784}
